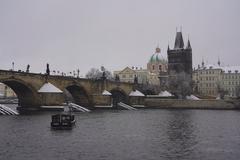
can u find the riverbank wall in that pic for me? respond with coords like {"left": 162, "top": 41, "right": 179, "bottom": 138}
{"left": 144, "top": 98, "right": 240, "bottom": 110}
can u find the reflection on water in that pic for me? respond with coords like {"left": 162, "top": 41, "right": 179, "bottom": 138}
{"left": 0, "top": 108, "right": 240, "bottom": 160}
{"left": 165, "top": 111, "right": 197, "bottom": 159}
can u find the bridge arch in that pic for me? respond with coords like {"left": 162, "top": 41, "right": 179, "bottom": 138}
{"left": 0, "top": 78, "right": 41, "bottom": 107}
{"left": 110, "top": 88, "right": 128, "bottom": 107}
{"left": 65, "top": 84, "right": 93, "bottom": 108}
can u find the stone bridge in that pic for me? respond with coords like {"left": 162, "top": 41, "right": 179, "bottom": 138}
{"left": 0, "top": 70, "right": 136, "bottom": 110}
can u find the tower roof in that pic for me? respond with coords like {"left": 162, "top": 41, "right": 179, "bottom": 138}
{"left": 174, "top": 32, "right": 184, "bottom": 49}
{"left": 186, "top": 39, "right": 192, "bottom": 50}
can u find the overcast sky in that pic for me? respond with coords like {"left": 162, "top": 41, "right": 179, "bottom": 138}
{"left": 0, "top": 0, "right": 240, "bottom": 76}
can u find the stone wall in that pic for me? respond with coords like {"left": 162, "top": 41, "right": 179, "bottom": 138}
{"left": 145, "top": 98, "right": 240, "bottom": 109}
{"left": 92, "top": 95, "right": 112, "bottom": 106}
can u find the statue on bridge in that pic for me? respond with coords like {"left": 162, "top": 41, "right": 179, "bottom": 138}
{"left": 46, "top": 63, "right": 50, "bottom": 75}
{"left": 26, "top": 64, "right": 30, "bottom": 73}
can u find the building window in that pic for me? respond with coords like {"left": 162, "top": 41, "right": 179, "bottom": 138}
{"left": 159, "top": 65, "right": 162, "bottom": 71}
{"left": 152, "top": 65, "right": 155, "bottom": 70}
{"left": 122, "top": 75, "right": 126, "bottom": 78}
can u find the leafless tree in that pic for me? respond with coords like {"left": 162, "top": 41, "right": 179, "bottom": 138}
{"left": 235, "top": 85, "right": 240, "bottom": 99}
{"left": 168, "top": 72, "right": 193, "bottom": 99}
{"left": 85, "top": 67, "right": 113, "bottom": 80}
{"left": 217, "top": 83, "right": 228, "bottom": 99}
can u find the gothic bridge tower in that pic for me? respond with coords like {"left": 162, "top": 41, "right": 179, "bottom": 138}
{"left": 167, "top": 30, "right": 193, "bottom": 96}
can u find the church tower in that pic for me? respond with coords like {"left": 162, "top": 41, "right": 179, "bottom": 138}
{"left": 147, "top": 46, "right": 168, "bottom": 74}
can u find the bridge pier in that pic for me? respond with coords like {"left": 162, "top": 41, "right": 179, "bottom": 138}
{"left": 40, "top": 93, "right": 65, "bottom": 106}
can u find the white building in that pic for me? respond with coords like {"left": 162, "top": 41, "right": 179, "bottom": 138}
{"left": 193, "top": 61, "right": 240, "bottom": 98}
{"left": 220, "top": 66, "right": 240, "bottom": 97}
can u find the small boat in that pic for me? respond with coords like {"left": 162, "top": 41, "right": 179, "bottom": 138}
{"left": 51, "top": 113, "right": 76, "bottom": 130}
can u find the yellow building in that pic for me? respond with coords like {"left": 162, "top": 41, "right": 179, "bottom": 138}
{"left": 113, "top": 67, "right": 159, "bottom": 85}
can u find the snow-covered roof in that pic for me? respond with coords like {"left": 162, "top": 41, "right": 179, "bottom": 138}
{"left": 159, "top": 90, "right": 173, "bottom": 97}
{"left": 102, "top": 90, "right": 112, "bottom": 96}
{"left": 221, "top": 66, "right": 240, "bottom": 73}
{"left": 186, "top": 95, "right": 200, "bottom": 100}
{"left": 196, "top": 64, "right": 240, "bottom": 73}
{"left": 197, "top": 64, "right": 221, "bottom": 70}
{"left": 129, "top": 90, "right": 145, "bottom": 97}
{"left": 216, "top": 96, "right": 221, "bottom": 100}
{"left": 38, "top": 82, "right": 63, "bottom": 93}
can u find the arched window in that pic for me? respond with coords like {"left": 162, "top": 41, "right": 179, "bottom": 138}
{"left": 159, "top": 65, "right": 162, "bottom": 71}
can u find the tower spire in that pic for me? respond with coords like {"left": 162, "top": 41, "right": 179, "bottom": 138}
{"left": 218, "top": 57, "right": 221, "bottom": 66}
{"left": 202, "top": 58, "right": 205, "bottom": 67}
{"left": 174, "top": 30, "right": 184, "bottom": 49}
{"left": 186, "top": 38, "right": 192, "bottom": 50}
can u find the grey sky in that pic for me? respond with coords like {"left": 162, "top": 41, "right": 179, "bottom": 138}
{"left": 0, "top": 0, "right": 240, "bottom": 75}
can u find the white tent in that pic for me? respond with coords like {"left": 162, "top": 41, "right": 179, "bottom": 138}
{"left": 38, "top": 82, "right": 63, "bottom": 93}
{"left": 129, "top": 90, "right": 145, "bottom": 97}
{"left": 186, "top": 95, "right": 200, "bottom": 100}
{"left": 159, "top": 90, "right": 173, "bottom": 97}
{"left": 102, "top": 90, "right": 112, "bottom": 96}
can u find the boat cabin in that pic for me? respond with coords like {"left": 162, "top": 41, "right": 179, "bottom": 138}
{"left": 51, "top": 114, "right": 75, "bottom": 130}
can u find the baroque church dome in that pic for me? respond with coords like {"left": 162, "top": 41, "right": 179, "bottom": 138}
{"left": 149, "top": 47, "right": 167, "bottom": 64}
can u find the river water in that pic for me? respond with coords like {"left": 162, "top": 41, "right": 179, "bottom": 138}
{"left": 0, "top": 108, "right": 240, "bottom": 160}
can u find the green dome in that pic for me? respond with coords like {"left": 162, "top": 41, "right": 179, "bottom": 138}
{"left": 149, "top": 47, "right": 167, "bottom": 63}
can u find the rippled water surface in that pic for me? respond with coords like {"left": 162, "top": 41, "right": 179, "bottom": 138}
{"left": 0, "top": 109, "right": 240, "bottom": 160}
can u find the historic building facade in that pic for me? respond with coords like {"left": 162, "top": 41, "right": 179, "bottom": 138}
{"left": 113, "top": 46, "right": 168, "bottom": 86}
{"left": 113, "top": 67, "right": 159, "bottom": 85}
{"left": 167, "top": 31, "right": 192, "bottom": 76}
{"left": 167, "top": 31, "right": 193, "bottom": 96}
{"left": 147, "top": 47, "right": 168, "bottom": 74}
{"left": 193, "top": 63, "right": 222, "bottom": 97}
{"left": 193, "top": 61, "right": 240, "bottom": 98}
